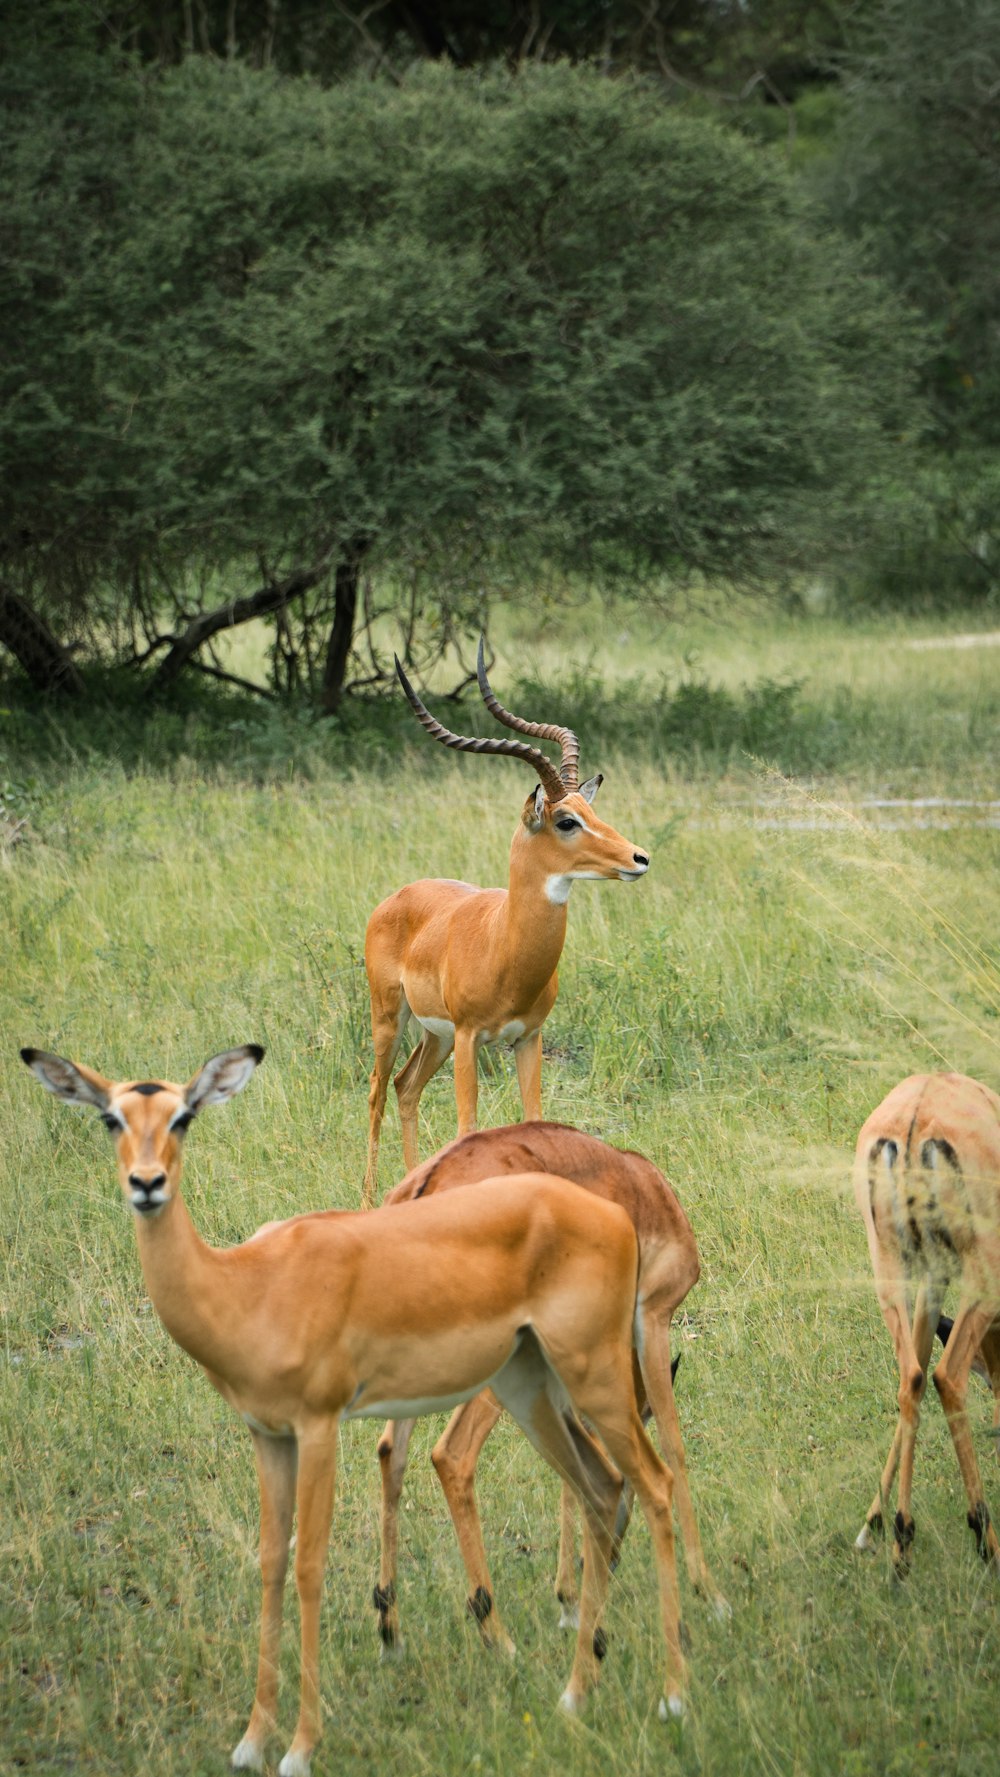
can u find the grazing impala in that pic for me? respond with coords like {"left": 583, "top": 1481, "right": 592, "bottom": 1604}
{"left": 22, "top": 1044, "right": 688, "bottom": 1777}
{"left": 363, "top": 641, "right": 650, "bottom": 1203}
{"left": 853, "top": 1071, "right": 1000, "bottom": 1573}
{"left": 371, "top": 1120, "right": 728, "bottom": 1656}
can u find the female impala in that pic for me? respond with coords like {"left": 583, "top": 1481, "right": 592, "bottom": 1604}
{"left": 363, "top": 642, "right": 650, "bottom": 1202}
{"left": 22, "top": 1043, "right": 687, "bottom": 1777}
{"left": 853, "top": 1071, "right": 1000, "bottom": 1573}
{"left": 371, "top": 1119, "right": 729, "bottom": 1657}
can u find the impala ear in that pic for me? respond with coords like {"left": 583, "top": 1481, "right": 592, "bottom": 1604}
{"left": 20, "top": 1048, "right": 112, "bottom": 1110}
{"left": 184, "top": 1045, "right": 265, "bottom": 1112}
{"left": 578, "top": 773, "right": 603, "bottom": 804}
{"left": 521, "top": 784, "right": 547, "bottom": 831}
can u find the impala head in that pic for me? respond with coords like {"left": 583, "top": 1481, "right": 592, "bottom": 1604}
{"left": 520, "top": 777, "right": 649, "bottom": 901}
{"left": 395, "top": 637, "right": 650, "bottom": 895}
{"left": 20, "top": 1045, "right": 264, "bottom": 1217}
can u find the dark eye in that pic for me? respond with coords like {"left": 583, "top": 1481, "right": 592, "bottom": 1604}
{"left": 556, "top": 818, "right": 579, "bottom": 833}
{"left": 101, "top": 1114, "right": 121, "bottom": 1134}
{"left": 171, "top": 1111, "right": 194, "bottom": 1135}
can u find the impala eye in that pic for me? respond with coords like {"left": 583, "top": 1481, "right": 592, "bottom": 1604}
{"left": 101, "top": 1114, "right": 123, "bottom": 1134}
{"left": 555, "top": 818, "right": 579, "bottom": 833}
{"left": 170, "top": 1111, "right": 195, "bottom": 1135}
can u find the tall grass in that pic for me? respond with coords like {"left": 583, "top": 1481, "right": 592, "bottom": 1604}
{"left": 3, "top": 605, "right": 1000, "bottom": 1774}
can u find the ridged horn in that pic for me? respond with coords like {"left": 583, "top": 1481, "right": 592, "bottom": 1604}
{"left": 395, "top": 655, "right": 568, "bottom": 804}
{"left": 476, "top": 636, "right": 580, "bottom": 791}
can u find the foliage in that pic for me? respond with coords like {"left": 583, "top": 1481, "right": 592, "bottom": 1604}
{"left": 4, "top": 608, "right": 1000, "bottom": 1774}
{"left": 1, "top": 30, "right": 921, "bottom": 698}
{"left": 820, "top": 0, "right": 1000, "bottom": 603}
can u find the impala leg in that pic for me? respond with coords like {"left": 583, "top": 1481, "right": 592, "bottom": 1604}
{"left": 933, "top": 1301, "right": 1000, "bottom": 1571}
{"left": 491, "top": 1335, "right": 623, "bottom": 1712}
{"left": 233, "top": 1431, "right": 297, "bottom": 1773}
{"left": 855, "top": 1276, "right": 923, "bottom": 1564}
{"left": 569, "top": 1363, "right": 687, "bottom": 1719}
{"left": 554, "top": 1484, "right": 581, "bottom": 1629}
{"left": 639, "top": 1306, "right": 729, "bottom": 1619}
{"left": 452, "top": 1029, "right": 481, "bottom": 1138}
{"left": 375, "top": 1417, "right": 415, "bottom": 1654}
{"left": 892, "top": 1281, "right": 939, "bottom": 1570}
{"left": 974, "top": 1326, "right": 1000, "bottom": 1459}
{"left": 430, "top": 1391, "right": 515, "bottom": 1654}
{"left": 364, "top": 995, "right": 409, "bottom": 1208}
{"left": 282, "top": 1421, "right": 338, "bottom": 1777}
{"left": 394, "top": 1028, "right": 454, "bottom": 1172}
{"left": 513, "top": 1029, "right": 543, "bottom": 1123}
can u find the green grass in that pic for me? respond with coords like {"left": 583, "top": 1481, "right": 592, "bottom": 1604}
{"left": 3, "top": 602, "right": 1000, "bottom": 1774}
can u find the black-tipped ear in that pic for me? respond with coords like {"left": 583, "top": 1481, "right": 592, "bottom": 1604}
{"left": 184, "top": 1045, "right": 264, "bottom": 1113}
{"left": 578, "top": 773, "right": 603, "bottom": 804}
{"left": 20, "top": 1048, "right": 112, "bottom": 1109}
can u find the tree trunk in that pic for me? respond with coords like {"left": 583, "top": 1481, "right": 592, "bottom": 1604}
{"left": 150, "top": 560, "right": 329, "bottom": 694}
{"left": 319, "top": 541, "right": 367, "bottom": 716}
{"left": 0, "top": 585, "right": 84, "bottom": 695}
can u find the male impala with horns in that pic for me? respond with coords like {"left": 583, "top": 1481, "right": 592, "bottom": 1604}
{"left": 362, "top": 641, "right": 650, "bottom": 1204}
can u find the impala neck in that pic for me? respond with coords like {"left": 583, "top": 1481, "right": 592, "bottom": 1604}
{"left": 503, "top": 822, "right": 570, "bottom": 982}
{"left": 131, "top": 1189, "right": 233, "bottom": 1373}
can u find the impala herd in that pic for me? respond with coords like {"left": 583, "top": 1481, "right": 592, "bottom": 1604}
{"left": 20, "top": 644, "right": 1000, "bottom": 1775}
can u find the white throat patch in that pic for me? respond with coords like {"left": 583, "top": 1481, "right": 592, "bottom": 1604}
{"left": 545, "top": 874, "right": 574, "bottom": 905}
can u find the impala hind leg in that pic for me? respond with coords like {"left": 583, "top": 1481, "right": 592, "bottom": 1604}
{"left": 394, "top": 1027, "right": 455, "bottom": 1172}
{"left": 554, "top": 1485, "right": 580, "bottom": 1628}
{"left": 639, "top": 1306, "right": 728, "bottom": 1618}
{"left": 430, "top": 1391, "right": 516, "bottom": 1654}
{"left": 568, "top": 1363, "right": 687, "bottom": 1720}
{"left": 855, "top": 1275, "right": 934, "bottom": 1568}
{"left": 491, "top": 1335, "right": 623, "bottom": 1714}
{"left": 375, "top": 1417, "right": 415, "bottom": 1654}
{"left": 364, "top": 992, "right": 410, "bottom": 1207}
{"left": 933, "top": 1301, "right": 1000, "bottom": 1571}
{"left": 233, "top": 1431, "right": 297, "bottom": 1772}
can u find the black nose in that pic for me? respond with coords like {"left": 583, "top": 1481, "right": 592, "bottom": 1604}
{"left": 633, "top": 852, "right": 649, "bottom": 867}
{"left": 129, "top": 1171, "right": 166, "bottom": 1197}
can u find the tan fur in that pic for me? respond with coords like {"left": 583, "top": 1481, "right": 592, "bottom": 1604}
{"left": 23, "top": 1050, "right": 687, "bottom": 1773}
{"left": 372, "top": 1121, "right": 727, "bottom": 1650}
{"left": 853, "top": 1071, "right": 1000, "bottom": 1571}
{"left": 362, "top": 787, "right": 649, "bottom": 1203}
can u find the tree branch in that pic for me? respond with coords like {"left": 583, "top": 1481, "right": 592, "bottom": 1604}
{"left": 150, "top": 558, "right": 332, "bottom": 693}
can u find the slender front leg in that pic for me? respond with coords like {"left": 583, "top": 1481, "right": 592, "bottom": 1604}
{"left": 375, "top": 1417, "right": 416, "bottom": 1653}
{"left": 233, "top": 1431, "right": 298, "bottom": 1772}
{"left": 513, "top": 1028, "right": 543, "bottom": 1123}
{"left": 430, "top": 1391, "right": 515, "bottom": 1654}
{"left": 282, "top": 1420, "right": 339, "bottom": 1777}
{"left": 453, "top": 1029, "right": 480, "bottom": 1137}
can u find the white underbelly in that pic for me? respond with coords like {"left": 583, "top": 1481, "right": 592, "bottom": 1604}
{"left": 344, "top": 1383, "right": 485, "bottom": 1421}
{"left": 416, "top": 1015, "right": 526, "bottom": 1047}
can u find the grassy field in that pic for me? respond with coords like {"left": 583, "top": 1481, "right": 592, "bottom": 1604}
{"left": 3, "top": 600, "right": 1000, "bottom": 1775}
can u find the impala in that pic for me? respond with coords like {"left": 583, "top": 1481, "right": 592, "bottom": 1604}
{"left": 22, "top": 1044, "right": 687, "bottom": 1776}
{"left": 372, "top": 1119, "right": 728, "bottom": 1655}
{"left": 853, "top": 1071, "right": 1000, "bottom": 1572}
{"left": 362, "top": 641, "right": 650, "bottom": 1203}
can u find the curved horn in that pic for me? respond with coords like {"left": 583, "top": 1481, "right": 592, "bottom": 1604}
{"left": 476, "top": 636, "right": 580, "bottom": 791}
{"left": 395, "top": 657, "right": 568, "bottom": 803}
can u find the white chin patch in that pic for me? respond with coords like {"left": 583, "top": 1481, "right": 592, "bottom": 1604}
{"left": 545, "top": 874, "right": 573, "bottom": 905}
